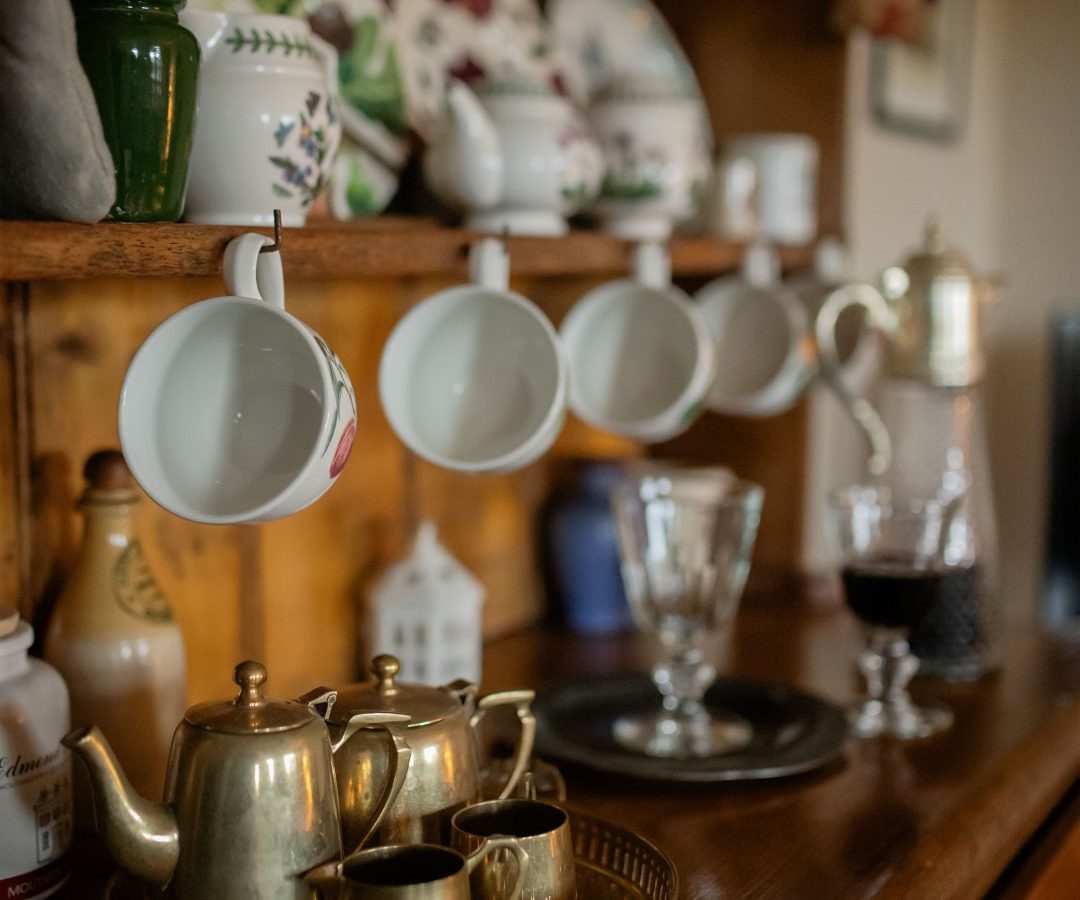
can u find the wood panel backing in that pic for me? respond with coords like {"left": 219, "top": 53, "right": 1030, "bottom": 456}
{"left": 656, "top": 0, "right": 847, "bottom": 236}
{"left": 0, "top": 284, "right": 31, "bottom": 617}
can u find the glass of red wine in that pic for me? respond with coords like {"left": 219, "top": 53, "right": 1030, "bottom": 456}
{"left": 829, "top": 486, "right": 956, "bottom": 739}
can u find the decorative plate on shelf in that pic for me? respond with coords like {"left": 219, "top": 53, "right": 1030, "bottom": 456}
{"left": 547, "top": 0, "right": 699, "bottom": 105}
{"left": 534, "top": 673, "right": 848, "bottom": 783}
{"left": 392, "top": 0, "right": 558, "bottom": 138}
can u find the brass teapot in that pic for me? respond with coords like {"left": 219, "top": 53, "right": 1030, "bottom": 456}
{"left": 316, "top": 654, "right": 535, "bottom": 845}
{"left": 63, "top": 660, "right": 410, "bottom": 900}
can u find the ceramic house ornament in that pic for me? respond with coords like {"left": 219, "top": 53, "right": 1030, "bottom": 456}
{"left": 371, "top": 522, "right": 485, "bottom": 685}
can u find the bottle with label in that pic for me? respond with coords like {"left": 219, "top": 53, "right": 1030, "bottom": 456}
{"left": 44, "top": 450, "right": 186, "bottom": 803}
{"left": 0, "top": 607, "right": 73, "bottom": 899}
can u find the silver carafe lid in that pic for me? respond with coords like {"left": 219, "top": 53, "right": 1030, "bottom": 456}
{"left": 882, "top": 217, "right": 1000, "bottom": 387}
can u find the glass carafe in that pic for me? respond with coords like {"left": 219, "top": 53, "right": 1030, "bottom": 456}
{"left": 873, "top": 380, "right": 1000, "bottom": 678}
{"left": 816, "top": 220, "right": 1002, "bottom": 680}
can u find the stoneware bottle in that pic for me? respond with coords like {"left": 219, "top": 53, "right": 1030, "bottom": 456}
{"left": 0, "top": 608, "right": 73, "bottom": 899}
{"left": 44, "top": 450, "right": 186, "bottom": 804}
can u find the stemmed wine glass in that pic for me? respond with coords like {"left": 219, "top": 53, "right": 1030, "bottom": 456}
{"left": 829, "top": 485, "right": 955, "bottom": 740}
{"left": 610, "top": 467, "right": 764, "bottom": 758}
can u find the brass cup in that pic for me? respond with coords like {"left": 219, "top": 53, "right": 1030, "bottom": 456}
{"left": 451, "top": 799, "right": 577, "bottom": 900}
{"left": 305, "top": 839, "right": 527, "bottom": 900}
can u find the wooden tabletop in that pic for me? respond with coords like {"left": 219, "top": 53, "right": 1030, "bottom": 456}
{"left": 481, "top": 599, "right": 1080, "bottom": 900}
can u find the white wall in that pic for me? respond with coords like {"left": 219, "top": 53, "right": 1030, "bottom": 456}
{"left": 804, "top": 0, "right": 1080, "bottom": 618}
{"left": 990, "top": 0, "right": 1080, "bottom": 615}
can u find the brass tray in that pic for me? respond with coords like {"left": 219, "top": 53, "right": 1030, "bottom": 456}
{"left": 105, "top": 807, "right": 678, "bottom": 900}
{"left": 565, "top": 804, "right": 679, "bottom": 900}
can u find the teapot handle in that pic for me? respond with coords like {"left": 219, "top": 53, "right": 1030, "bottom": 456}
{"left": 465, "top": 835, "right": 530, "bottom": 900}
{"left": 470, "top": 690, "right": 536, "bottom": 801}
{"left": 814, "top": 283, "right": 895, "bottom": 476}
{"left": 332, "top": 713, "right": 413, "bottom": 856}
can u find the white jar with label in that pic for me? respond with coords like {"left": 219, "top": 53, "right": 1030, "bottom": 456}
{"left": 0, "top": 608, "right": 72, "bottom": 899}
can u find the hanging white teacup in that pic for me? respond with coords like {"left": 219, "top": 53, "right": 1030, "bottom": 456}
{"left": 559, "top": 242, "right": 718, "bottom": 443}
{"left": 120, "top": 230, "right": 357, "bottom": 523}
{"left": 379, "top": 239, "right": 568, "bottom": 473}
{"left": 697, "top": 242, "right": 816, "bottom": 417}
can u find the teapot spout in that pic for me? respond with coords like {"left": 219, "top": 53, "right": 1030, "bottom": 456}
{"left": 422, "top": 81, "right": 503, "bottom": 210}
{"left": 62, "top": 725, "right": 179, "bottom": 888}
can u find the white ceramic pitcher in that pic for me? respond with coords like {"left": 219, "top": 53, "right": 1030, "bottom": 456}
{"left": 181, "top": 10, "right": 342, "bottom": 225}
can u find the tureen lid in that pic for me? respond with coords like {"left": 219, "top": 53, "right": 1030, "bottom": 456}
{"left": 185, "top": 660, "right": 319, "bottom": 734}
{"left": 330, "top": 655, "right": 467, "bottom": 728}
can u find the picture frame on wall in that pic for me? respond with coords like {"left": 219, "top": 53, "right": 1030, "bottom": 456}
{"left": 869, "top": 0, "right": 973, "bottom": 142}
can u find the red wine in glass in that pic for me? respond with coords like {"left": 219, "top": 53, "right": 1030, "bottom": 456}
{"left": 841, "top": 559, "right": 943, "bottom": 630}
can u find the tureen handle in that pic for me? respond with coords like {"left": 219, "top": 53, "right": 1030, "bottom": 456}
{"left": 470, "top": 690, "right": 536, "bottom": 801}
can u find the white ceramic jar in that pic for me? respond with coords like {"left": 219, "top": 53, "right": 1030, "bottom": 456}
{"left": 180, "top": 10, "right": 342, "bottom": 226}
{"left": 589, "top": 78, "right": 711, "bottom": 240}
{"left": 0, "top": 609, "right": 72, "bottom": 900}
{"left": 718, "top": 134, "right": 819, "bottom": 245}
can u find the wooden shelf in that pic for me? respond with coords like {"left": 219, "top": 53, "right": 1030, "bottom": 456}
{"left": 0, "top": 219, "right": 816, "bottom": 282}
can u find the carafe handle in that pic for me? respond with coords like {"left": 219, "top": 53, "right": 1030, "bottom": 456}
{"left": 465, "top": 835, "right": 530, "bottom": 900}
{"left": 814, "top": 283, "right": 895, "bottom": 476}
{"left": 470, "top": 690, "right": 536, "bottom": 800}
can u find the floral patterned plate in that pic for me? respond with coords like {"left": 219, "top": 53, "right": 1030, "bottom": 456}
{"left": 547, "top": 0, "right": 698, "bottom": 105}
{"left": 393, "top": 0, "right": 558, "bottom": 138}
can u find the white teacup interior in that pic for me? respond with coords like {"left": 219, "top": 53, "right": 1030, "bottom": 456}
{"left": 706, "top": 285, "right": 793, "bottom": 399}
{"left": 122, "top": 299, "right": 325, "bottom": 519}
{"left": 380, "top": 288, "right": 562, "bottom": 467}
{"left": 563, "top": 285, "right": 698, "bottom": 427}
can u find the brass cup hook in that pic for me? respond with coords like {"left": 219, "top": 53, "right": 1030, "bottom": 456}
{"left": 258, "top": 209, "right": 283, "bottom": 254}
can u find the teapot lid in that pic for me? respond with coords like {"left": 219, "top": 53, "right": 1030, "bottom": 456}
{"left": 330, "top": 655, "right": 467, "bottom": 728}
{"left": 185, "top": 661, "right": 319, "bottom": 735}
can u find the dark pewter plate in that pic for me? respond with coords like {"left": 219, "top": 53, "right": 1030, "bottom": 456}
{"left": 534, "top": 673, "right": 849, "bottom": 783}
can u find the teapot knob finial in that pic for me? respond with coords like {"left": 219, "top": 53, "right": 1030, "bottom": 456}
{"left": 924, "top": 214, "right": 946, "bottom": 253}
{"left": 234, "top": 660, "right": 268, "bottom": 706}
{"left": 371, "top": 654, "right": 400, "bottom": 693}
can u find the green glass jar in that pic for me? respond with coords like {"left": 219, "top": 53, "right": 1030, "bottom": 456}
{"left": 73, "top": 0, "right": 199, "bottom": 222}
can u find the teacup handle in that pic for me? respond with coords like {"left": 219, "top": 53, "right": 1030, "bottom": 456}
{"left": 469, "top": 238, "right": 510, "bottom": 292}
{"left": 470, "top": 690, "right": 536, "bottom": 801}
{"left": 223, "top": 232, "right": 285, "bottom": 309}
{"left": 814, "top": 283, "right": 895, "bottom": 475}
{"left": 633, "top": 241, "right": 671, "bottom": 289}
{"left": 466, "top": 835, "right": 530, "bottom": 900}
{"left": 330, "top": 712, "right": 413, "bottom": 856}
